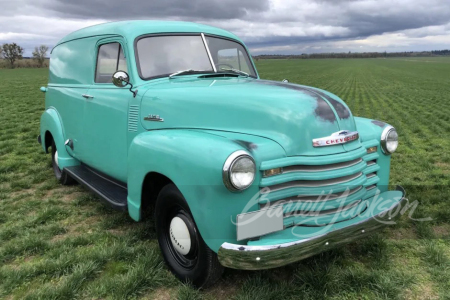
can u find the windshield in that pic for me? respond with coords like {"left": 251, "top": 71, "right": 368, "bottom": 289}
{"left": 136, "top": 35, "right": 213, "bottom": 79}
{"left": 136, "top": 35, "right": 256, "bottom": 79}
{"left": 205, "top": 36, "right": 256, "bottom": 77}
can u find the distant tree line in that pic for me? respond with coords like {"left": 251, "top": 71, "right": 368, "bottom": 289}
{"left": 254, "top": 50, "right": 450, "bottom": 60}
{"left": 0, "top": 43, "right": 49, "bottom": 68}
{"left": 431, "top": 49, "right": 450, "bottom": 55}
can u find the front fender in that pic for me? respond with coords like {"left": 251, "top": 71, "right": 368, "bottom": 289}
{"left": 127, "top": 129, "right": 285, "bottom": 252}
{"left": 354, "top": 117, "right": 390, "bottom": 142}
{"left": 40, "top": 108, "right": 79, "bottom": 169}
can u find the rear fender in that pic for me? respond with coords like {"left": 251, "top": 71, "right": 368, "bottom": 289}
{"left": 40, "top": 108, "right": 79, "bottom": 169}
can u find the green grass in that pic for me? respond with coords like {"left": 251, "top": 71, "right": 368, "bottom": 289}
{"left": 1, "top": 58, "right": 449, "bottom": 299}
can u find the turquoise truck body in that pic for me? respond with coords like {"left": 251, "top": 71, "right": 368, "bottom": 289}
{"left": 39, "top": 21, "right": 404, "bottom": 270}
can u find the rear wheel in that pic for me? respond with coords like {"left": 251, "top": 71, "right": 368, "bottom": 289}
{"left": 51, "top": 140, "right": 75, "bottom": 185}
{"left": 155, "top": 184, "right": 223, "bottom": 288}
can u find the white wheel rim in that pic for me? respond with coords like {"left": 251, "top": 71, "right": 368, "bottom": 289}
{"left": 169, "top": 217, "right": 191, "bottom": 256}
{"left": 55, "top": 151, "right": 59, "bottom": 168}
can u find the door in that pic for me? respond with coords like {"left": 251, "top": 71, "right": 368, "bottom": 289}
{"left": 78, "top": 40, "right": 131, "bottom": 182}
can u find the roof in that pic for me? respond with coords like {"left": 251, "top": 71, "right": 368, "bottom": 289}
{"left": 56, "top": 20, "right": 241, "bottom": 46}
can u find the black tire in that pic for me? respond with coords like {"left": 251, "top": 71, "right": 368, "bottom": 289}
{"left": 155, "top": 184, "right": 224, "bottom": 288}
{"left": 51, "top": 140, "right": 75, "bottom": 185}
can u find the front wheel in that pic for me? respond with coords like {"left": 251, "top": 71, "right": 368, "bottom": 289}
{"left": 51, "top": 140, "right": 75, "bottom": 185}
{"left": 155, "top": 184, "right": 223, "bottom": 288}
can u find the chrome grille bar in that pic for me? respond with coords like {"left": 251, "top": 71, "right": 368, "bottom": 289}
{"left": 366, "top": 160, "right": 377, "bottom": 167}
{"left": 268, "top": 172, "right": 363, "bottom": 192}
{"left": 366, "top": 172, "right": 377, "bottom": 179}
{"left": 282, "top": 158, "right": 363, "bottom": 173}
{"left": 285, "top": 200, "right": 362, "bottom": 217}
{"left": 366, "top": 184, "right": 377, "bottom": 190}
{"left": 264, "top": 186, "right": 363, "bottom": 207}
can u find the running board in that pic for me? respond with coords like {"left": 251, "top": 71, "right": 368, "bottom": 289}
{"left": 64, "top": 165, "right": 128, "bottom": 211}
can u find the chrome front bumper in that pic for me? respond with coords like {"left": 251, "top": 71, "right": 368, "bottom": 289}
{"left": 218, "top": 186, "right": 407, "bottom": 270}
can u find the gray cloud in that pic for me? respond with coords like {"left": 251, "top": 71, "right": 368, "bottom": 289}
{"left": 344, "top": 2, "right": 450, "bottom": 37}
{"left": 1, "top": 0, "right": 450, "bottom": 55}
{"left": 46, "top": 0, "right": 269, "bottom": 20}
{"left": 241, "top": 0, "right": 450, "bottom": 48}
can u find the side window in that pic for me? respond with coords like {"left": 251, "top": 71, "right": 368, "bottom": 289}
{"left": 95, "top": 43, "right": 128, "bottom": 83}
{"left": 118, "top": 46, "right": 127, "bottom": 72}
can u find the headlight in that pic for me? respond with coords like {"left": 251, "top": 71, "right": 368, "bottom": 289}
{"left": 223, "top": 150, "right": 256, "bottom": 191}
{"left": 381, "top": 126, "right": 398, "bottom": 154}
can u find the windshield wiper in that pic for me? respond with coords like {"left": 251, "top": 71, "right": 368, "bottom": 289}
{"left": 169, "top": 69, "right": 210, "bottom": 78}
{"left": 169, "top": 68, "right": 249, "bottom": 79}
{"left": 219, "top": 67, "right": 249, "bottom": 77}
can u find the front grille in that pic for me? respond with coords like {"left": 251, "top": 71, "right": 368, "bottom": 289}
{"left": 259, "top": 140, "right": 381, "bottom": 228}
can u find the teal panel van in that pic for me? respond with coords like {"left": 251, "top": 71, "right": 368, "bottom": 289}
{"left": 39, "top": 20, "right": 405, "bottom": 287}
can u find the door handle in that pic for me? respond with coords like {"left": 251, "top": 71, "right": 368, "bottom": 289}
{"left": 82, "top": 94, "right": 94, "bottom": 99}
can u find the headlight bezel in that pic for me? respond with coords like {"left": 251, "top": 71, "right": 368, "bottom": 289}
{"left": 223, "top": 150, "right": 256, "bottom": 191}
{"left": 380, "top": 125, "right": 398, "bottom": 154}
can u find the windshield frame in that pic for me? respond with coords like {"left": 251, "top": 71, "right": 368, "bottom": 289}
{"left": 134, "top": 32, "right": 257, "bottom": 80}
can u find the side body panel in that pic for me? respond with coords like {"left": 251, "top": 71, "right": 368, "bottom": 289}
{"left": 78, "top": 37, "right": 132, "bottom": 182}
{"left": 44, "top": 87, "right": 88, "bottom": 160}
{"left": 80, "top": 86, "right": 130, "bottom": 182}
{"left": 45, "top": 37, "right": 100, "bottom": 160}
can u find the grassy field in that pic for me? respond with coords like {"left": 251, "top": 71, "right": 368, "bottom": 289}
{"left": 1, "top": 57, "right": 449, "bottom": 299}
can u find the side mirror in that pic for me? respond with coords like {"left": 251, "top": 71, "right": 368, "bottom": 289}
{"left": 112, "top": 71, "right": 138, "bottom": 97}
{"left": 112, "top": 71, "right": 130, "bottom": 88}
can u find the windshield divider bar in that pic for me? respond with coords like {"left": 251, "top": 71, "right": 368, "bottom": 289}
{"left": 201, "top": 33, "right": 217, "bottom": 72}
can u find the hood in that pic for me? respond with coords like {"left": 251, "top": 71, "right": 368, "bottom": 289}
{"left": 139, "top": 77, "right": 361, "bottom": 156}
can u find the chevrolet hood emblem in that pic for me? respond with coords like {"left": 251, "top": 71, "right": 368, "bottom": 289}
{"left": 313, "top": 130, "right": 359, "bottom": 147}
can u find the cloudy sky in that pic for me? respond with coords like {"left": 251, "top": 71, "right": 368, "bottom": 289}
{"left": 1, "top": 0, "right": 450, "bottom": 56}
